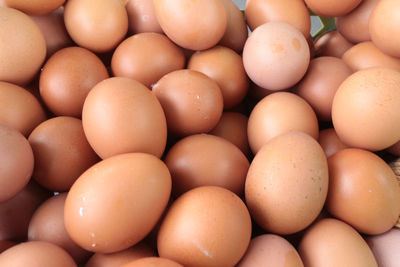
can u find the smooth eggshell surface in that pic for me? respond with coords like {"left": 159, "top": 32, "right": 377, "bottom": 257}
{"left": 122, "top": 257, "right": 183, "bottom": 267}
{"left": 304, "top": 0, "right": 362, "bottom": 17}
{"left": 314, "top": 30, "right": 353, "bottom": 58}
{"left": 5, "top": 0, "right": 65, "bottom": 15}
{"left": 318, "top": 128, "right": 348, "bottom": 158}
{"left": 126, "top": 0, "right": 163, "bottom": 34}
{"left": 367, "top": 228, "right": 400, "bottom": 267}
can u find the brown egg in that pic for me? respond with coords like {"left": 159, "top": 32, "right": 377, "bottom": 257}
{"left": 28, "top": 193, "right": 91, "bottom": 263}
{"left": 243, "top": 22, "right": 310, "bottom": 91}
{"left": 209, "top": 112, "right": 250, "bottom": 156}
{"left": 245, "top": 132, "right": 328, "bottom": 235}
{"left": 82, "top": 77, "right": 167, "bottom": 159}
{"left": 245, "top": 0, "right": 310, "bottom": 37}
{"left": 30, "top": 7, "right": 73, "bottom": 58}
{"left": 65, "top": 153, "right": 171, "bottom": 253}
{"left": 0, "top": 241, "right": 16, "bottom": 253}
{"left": 314, "top": 30, "right": 353, "bottom": 58}
{"left": 158, "top": 186, "right": 252, "bottom": 267}
{"left": 332, "top": 67, "right": 400, "bottom": 151}
{"left": 188, "top": 46, "right": 248, "bottom": 109}
{"left": 123, "top": 257, "right": 183, "bottom": 267}
{"left": 294, "top": 57, "right": 352, "bottom": 121}
{"left": 327, "top": 148, "right": 400, "bottom": 235}
{"left": 367, "top": 228, "right": 400, "bottom": 267}
{"left": 111, "top": 33, "right": 185, "bottom": 88}
{"left": 336, "top": 0, "right": 379, "bottom": 43}
{"left": 369, "top": 0, "right": 400, "bottom": 57}
{"left": 0, "top": 241, "right": 76, "bottom": 267}
{"left": 237, "top": 234, "right": 304, "bottom": 267}
{"left": 318, "top": 128, "right": 348, "bottom": 158}
{"left": 248, "top": 92, "right": 319, "bottom": 154}
{"left": 0, "top": 7, "right": 46, "bottom": 85}
{"left": 152, "top": 70, "right": 223, "bottom": 136}
{"left": 165, "top": 134, "right": 249, "bottom": 196}
{"left": 218, "top": 0, "right": 248, "bottom": 52}
{"left": 153, "top": 0, "right": 227, "bottom": 50}
{"left": 64, "top": 0, "right": 128, "bottom": 53}
{"left": 342, "top": 41, "right": 400, "bottom": 72}
{"left": 305, "top": 0, "right": 362, "bottom": 17}
{"left": 299, "top": 218, "right": 377, "bottom": 267}
{"left": 0, "top": 181, "right": 50, "bottom": 241}
{"left": 0, "top": 124, "right": 33, "bottom": 203}
{"left": 0, "top": 81, "right": 46, "bottom": 137}
{"left": 126, "top": 0, "right": 163, "bottom": 34}
{"left": 5, "top": 0, "right": 65, "bottom": 15}
{"left": 387, "top": 141, "right": 400, "bottom": 156}
{"left": 86, "top": 243, "right": 155, "bottom": 267}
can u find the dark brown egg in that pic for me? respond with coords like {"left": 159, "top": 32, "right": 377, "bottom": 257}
{"left": 314, "top": 30, "right": 353, "bottom": 58}
{"left": 318, "top": 128, "right": 348, "bottom": 158}
{"left": 0, "top": 241, "right": 16, "bottom": 253}
{"left": 126, "top": 0, "right": 163, "bottom": 34}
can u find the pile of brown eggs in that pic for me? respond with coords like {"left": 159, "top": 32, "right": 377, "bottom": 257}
{"left": 0, "top": 0, "right": 400, "bottom": 266}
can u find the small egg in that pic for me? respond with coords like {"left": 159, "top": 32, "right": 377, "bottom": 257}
{"left": 157, "top": 186, "right": 252, "bottom": 267}
{"left": 305, "top": 0, "right": 362, "bottom": 17}
{"left": 248, "top": 92, "right": 319, "bottom": 154}
{"left": 243, "top": 22, "right": 310, "bottom": 91}
{"left": 5, "top": 0, "right": 65, "bottom": 15}
{"left": 318, "top": 128, "right": 348, "bottom": 158}
{"left": 299, "top": 218, "right": 377, "bottom": 267}
{"left": 122, "top": 257, "right": 183, "bottom": 267}
{"left": 367, "top": 228, "right": 400, "bottom": 267}
{"left": 314, "top": 30, "right": 353, "bottom": 58}
{"left": 126, "top": 0, "right": 163, "bottom": 34}
{"left": 111, "top": 32, "right": 185, "bottom": 88}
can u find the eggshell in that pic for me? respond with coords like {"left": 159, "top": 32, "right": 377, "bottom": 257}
{"left": 64, "top": 0, "right": 128, "bottom": 53}
{"left": 342, "top": 41, "right": 400, "bottom": 72}
{"left": 245, "top": 131, "right": 328, "bottom": 235}
{"left": 5, "top": 0, "right": 65, "bottom": 15}
{"left": 0, "top": 124, "right": 33, "bottom": 203}
{"left": 305, "top": 0, "right": 362, "bottom": 17}
{"left": 294, "top": 57, "right": 352, "bottom": 121}
{"left": 86, "top": 243, "right": 155, "bottom": 267}
{"left": 243, "top": 22, "right": 310, "bottom": 91}
{"left": 318, "top": 128, "right": 348, "bottom": 158}
{"left": 0, "top": 7, "right": 46, "bottom": 85}
{"left": 126, "top": 0, "right": 163, "bottom": 34}
{"left": 237, "top": 234, "right": 303, "bottom": 267}
{"left": 0, "top": 241, "right": 77, "bottom": 267}
{"left": 327, "top": 148, "right": 400, "bottom": 235}
{"left": 248, "top": 92, "right": 319, "bottom": 154}
{"left": 0, "top": 82, "right": 46, "bottom": 136}
{"left": 152, "top": 70, "right": 223, "bottom": 137}
{"left": 299, "top": 218, "right": 377, "bottom": 267}
{"left": 157, "top": 186, "right": 252, "bottom": 267}
{"left": 28, "top": 193, "right": 92, "bottom": 263}
{"left": 367, "top": 228, "right": 400, "bottom": 267}
{"left": 82, "top": 77, "right": 167, "bottom": 159}
{"left": 123, "top": 257, "right": 183, "bottom": 267}
{"left": 40, "top": 47, "right": 109, "bottom": 117}
{"left": 245, "top": 0, "right": 310, "bottom": 37}
{"left": 332, "top": 67, "right": 400, "bottom": 151}
{"left": 314, "top": 30, "right": 353, "bottom": 58}
{"left": 387, "top": 141, "right": 400, "bottom": 156}
{"left": 369, "top": 0, "right": 400, "bottom": 57}
{"left": 64, "top": 153, "right": 171, "bottom": 253}
{"left": 111, "top": 32, "right": 185, "bottom": 88}
{"left": 153, "top": 0, "right": 227, "bottom": 50}
{"left": 336, "top": 0, "right": 379, "bottom": 43}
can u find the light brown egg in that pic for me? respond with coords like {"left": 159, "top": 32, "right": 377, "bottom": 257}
{"left": 245, "top": 131, "right": 328, "bottom": 235}
{"left": 28, "top": 193, "right": 92, "bottom": 264}
{"left": 314, "top": 30, "right": 353, "bottom": 58}
{"left": 294, "top": 57, "right": 352, "bottom": 121}
{"left": 0, "top": 7, "right": 46, "bottom": 85}
{"left": 0, "top": 124, "right": 33, "bottom": 203}
{"left": 122, "top": 257, "right": 183, "bottom": 267}
{"left": 332, "top": 67, "right": 400, "bottom": 151}
{"left": 188, "top": 46, "right": 248, "bottom": 109}
{"left": 111, "top": 33, "right": 185, "bottom": 88}
{"left": 65, "top": 153, "right": 171, "bottom": 253}
{"left": 40, "top": 47, "right": 109, "bottom": 117}
{"left": 342, "top": 41, "right": 400, "bottom": 72}
{"left": 369, "top": 0, "right": 400, "bottom": 57}
{"left": 245, "top": 0, "right": 310, "bottom": 37}
{"left": 305, "top": 0, "right": 362, "bottom": 17}
{"left": 243, "top": 22, "right": 310, "bottom": 91}
{"left": 152, "top": 70, "right": 223, "bottom": 137}
{"left": 318, "top": 128, "right": 348, "bottom": 158}
{"left": 0, "top": 241, "right": 76, "bottom": 267}
{"left": 158, "top": 186, "right": 252, "bottom": 267}
{"left": 153, "top": 0, "right": 227, "bottom": 50}
{"left": 237, "top": 234, "right": 304, "bottom": 267}
{"left": 126, "top": 0, "right": 163, "bottom": 34}
{"left": 64, "top": 0, "right": 128, "bottom": 53}
{"left": 0, "top": 241, "right": 16, "bottom": 253}
{"left": 5, "top": 0, "right": 65, "bottom": 15}
{"left": 299, "top": 218, "right": 377, "bottom": 267}
{"left": 336, "top": 0, "right": 379, "bottom": 43}
{"left": 82, "top": 77, "right": 167, "bottom": 159}
{"left": 86, "top": 243, "right": 155, "bottom": 267}
{"left": 0, "top": 81, "right": 46, "bottom": 137}
{"left": 327, "top": 148, "right": 400, "bottom": 235}
{"left": 367, "top": 228, "right": 400, "bottom": 267}
{"left": 248, "top": 92, "right": 319, "bottom": 154}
